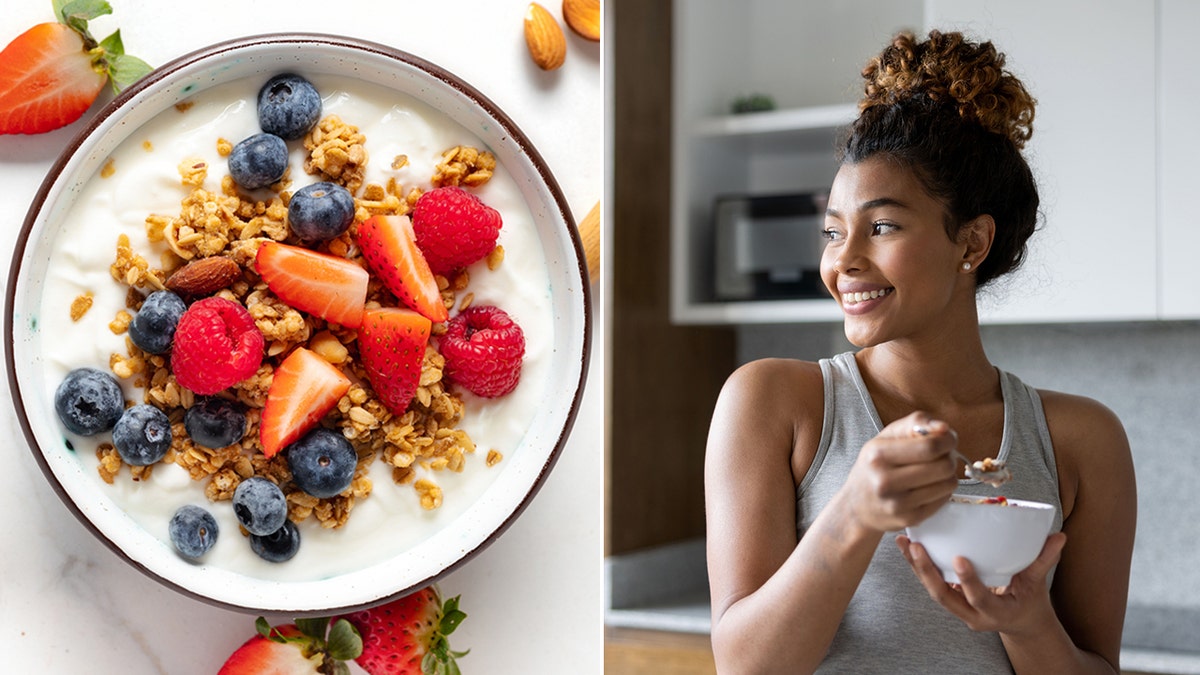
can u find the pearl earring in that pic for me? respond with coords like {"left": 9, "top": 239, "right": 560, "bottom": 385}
{"left": 962, "top": 262, "right": 972, "bottom": 271}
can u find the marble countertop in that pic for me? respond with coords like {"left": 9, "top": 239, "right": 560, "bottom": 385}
{"left": 0, "top": 2, "right": 602, "bottom": 672}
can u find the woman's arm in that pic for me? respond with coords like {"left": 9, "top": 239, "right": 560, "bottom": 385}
{"left": 1010, "top": 393, "right": 1136, "bottom": 672}
{"left": 899, "top": 392, "right": 1136, "bottom": 673}
{"left": 705, "top": 359, "right": 959, "bottom": 674}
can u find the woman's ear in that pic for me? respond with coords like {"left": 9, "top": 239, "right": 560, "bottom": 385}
{"left": 959, "top": 215, "right": 995, "bottom": 270}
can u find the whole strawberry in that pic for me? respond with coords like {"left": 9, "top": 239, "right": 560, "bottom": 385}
{"left": 411, "top": 186, "right": 503, "bottom": 275}
{"left": 439, "top": 305, "right": 525, "bottom": 398}
{"left": 0, "top": 0, "right": 152, "bottom": 135}
{"left": 343, "top": 586, "right": 468, "bottom": 675}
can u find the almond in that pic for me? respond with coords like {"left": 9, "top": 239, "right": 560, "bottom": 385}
{"left": 578, "top": 200, "right": 600, "bottom": 284}
{"left": 562, "top": 0, "right": 600, "bottom": 41}
{"left": 524, "top": 3, "right": 567, "bottom": 71}
{"left": 165, "top": 256, "right": 240, "bottom": 296}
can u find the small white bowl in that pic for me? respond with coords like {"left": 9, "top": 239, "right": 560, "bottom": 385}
{"left": 7, "top": 34, "right": 590, "bottom": 615}
{"left": 905, "top": 494, "right": 1056, "bottom": 588}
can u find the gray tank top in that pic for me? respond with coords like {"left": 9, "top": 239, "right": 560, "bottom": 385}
{"left": 799, "top": 352, "right": 1063, "bottom": 674}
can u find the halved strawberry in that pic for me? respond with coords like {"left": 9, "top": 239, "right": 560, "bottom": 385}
{"left": 256, "top": 241, "right": 369, "bottom": 329}
{"left": 358, "top": 307, "right": 431, "bottom": 416}
{"left": 219, "top": 619, "right": 363, "bottom": 675}
{"left": 218, "top": 624, "right": 321, "bottom": 675}
{"left": 260, "top": 347, "right": 351, "bottom": 458}
{"left": 356, "top": 215, "right": 450, "bottom": 323}
{"left": 343, "top": 586, "right": 468, "bottom": 675}
{"left": 0, "top": 3, "right": 152, "bottom": 135}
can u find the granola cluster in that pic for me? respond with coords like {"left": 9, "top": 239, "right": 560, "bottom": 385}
{"left": 432, "top": 145, "right": 496, "bottom": 188}
{"left": 96, "top": 112, "right": 502, "bottom": 531}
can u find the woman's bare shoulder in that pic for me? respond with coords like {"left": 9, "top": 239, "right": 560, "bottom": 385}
{"left": 1035, "top": 388, "right": 1133, "bottom": 509}
{"left": 1036, "top": 388, "right": 1127, "bottom": 446}
{"left": 720, "top": 357, "right": 825, "bottom": 417}
{"left": 708, "top": 358, "right": 826, "bottom": 467}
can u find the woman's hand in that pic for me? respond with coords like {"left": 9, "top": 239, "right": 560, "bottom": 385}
{"left": 897, "top": 532, "right": 1068, "bottom": 636}
{"left": 839, "top": 411, "right": 960, "bottom": 534}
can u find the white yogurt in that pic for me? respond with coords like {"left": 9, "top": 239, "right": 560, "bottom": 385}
{"left": 37, "top": 74, "right": 552, "bottom": 581}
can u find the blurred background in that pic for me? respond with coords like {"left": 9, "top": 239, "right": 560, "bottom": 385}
{"left": 604, "top": 1, "right": 1200, "bottom": 672}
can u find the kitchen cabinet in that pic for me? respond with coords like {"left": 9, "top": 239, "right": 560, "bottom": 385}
{"left": 1158, "top": 0, "right": 1200, "bottom": 319}
{"left": 669, "top": 0, "right": 922, "bottom": 324}
{"left": 925, "top": 0, "right": 1158, "bottom": 322}
{"left": 671, "top": 0, "right": 1194, "bottom": 324}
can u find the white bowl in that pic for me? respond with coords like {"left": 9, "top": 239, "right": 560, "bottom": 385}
{"left": 6, "top": 34, "right": 590, "bottom": 615}
{"left": 905, "top": 494, "right": 1056, "bottom": 588}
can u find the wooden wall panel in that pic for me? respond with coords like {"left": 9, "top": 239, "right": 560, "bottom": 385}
{"left": 608, "top": 0, "right": 736, "bottom": 556}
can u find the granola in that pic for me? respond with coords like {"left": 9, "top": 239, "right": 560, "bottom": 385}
{"left": 97, "top": 115, "right": 504, "bottom": 532}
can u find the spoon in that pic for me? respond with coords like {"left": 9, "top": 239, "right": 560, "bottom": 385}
{"left": 912, "top": 424, "right": 1012, "bottom": 487}
{"left": 953, "top": 451, "right": 1012, "bottom": 487}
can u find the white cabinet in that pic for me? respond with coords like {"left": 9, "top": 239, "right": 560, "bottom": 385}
{"left": 671, "top": 0, "right": 1192, "bottom": 324}
{"left": 1159, "top": 0, "right": 1200, "bottom": 319}
{"left": 925, "top": 1, "right": 1158, "bottom": 322}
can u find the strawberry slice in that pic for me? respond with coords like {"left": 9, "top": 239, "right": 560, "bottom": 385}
{"left": 219, "top": 619, "right": 363, "bottom": 674}
{"left": 358, "top": 307, "right": 431, "bottom": 416}
{"left": 218, "top": 624, "right": 321, "bottom": 675}
{"left": 0, "top": 23, "right": 104, "bottom": 134}
{"left": 356, "top": 215, "right": 449, "bottom": 323}
{"left": 260, "top": 347, "right": 351, "bottom": 458}
{"left": 0, "top": 3, "right": 152, "bottom": 135}
{"left": 256, "top": 242, "right": 369, "bottom": 329}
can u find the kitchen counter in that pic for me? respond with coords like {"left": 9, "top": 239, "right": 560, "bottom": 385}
{"left": 605, "top": 538, "right": 1200, "bottom": 675}
{"left": 0, "top": 2, "right": 601, "bottom": 672}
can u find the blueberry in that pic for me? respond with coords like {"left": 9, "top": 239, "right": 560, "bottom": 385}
{"left": 112, "top": 404, "right": 172, "bottom": 466}
{"left": 286, "top": 428, "right": 356, "bottom": 499}
{"left": 128, "top": 290, "right": 186, "bottom": 354}
{"left": 257, "top": 73, "right": 321, "bottom": 141}
{"left": 287, "top": 181, "right": 355, "bottom": 241}
{"left": 54, "top": 368, "right": 124, "bottom": 435}
{"left": 169, "top": 504, "right": 218, "bottom": 559}
{"left": 184, "top": 397, "right": 246, "bottom": 449}
{"left": 249, "top": 519, "right": 301, "bottom": 563}
{"left": 228, "top": 133, "right": 289, "bottom": 190}
{"left": 232, "top": 476, "right": 288, "bottom": 536}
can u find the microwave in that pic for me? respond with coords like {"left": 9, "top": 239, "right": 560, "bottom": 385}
{"left": 713, "top": 192, "right": 830, "bottom": 301}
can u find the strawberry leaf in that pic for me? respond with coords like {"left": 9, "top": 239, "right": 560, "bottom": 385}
{"left": 421, "top": 651, "right": 440, "bottom": 675}
{"left": 440, "top": 596, "right": 466, "bottom": 636}
{"left": 326, "top": 619, "right": 363, "bottom": 661}
{"left": 295, "top": 617, "right": 331, "bottom": 642}
{"left": 107, "top": 53, "right": 153, "bottom": 92}
{"left": 98, "top": 29, "right": 123, "bottom": 56}
{"left": 57, "top": 0, "right": 112, "bottom": 37}
{"left": 255, "top": 616, "right": 273, "bottom": 639}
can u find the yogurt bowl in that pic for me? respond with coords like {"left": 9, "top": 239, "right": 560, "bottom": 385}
{"left": 905, "top": 494, "right": 1056, "bottom": 588}
{"left": 6, "top": 34, "right": 590, "bottom": 615}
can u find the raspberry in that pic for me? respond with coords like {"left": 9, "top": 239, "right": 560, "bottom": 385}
{"left": 171, "top": 297, "right": 265, "bottom": 395}
{"left": 440, "top": 305, "right": 525, "bottom": 398}
{"left": 411, "top": 186, "right": 503, "bottom": 275}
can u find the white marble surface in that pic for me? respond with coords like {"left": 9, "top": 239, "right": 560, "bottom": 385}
{"left": 0, "top": 2, "right": 602, "bottom": 672}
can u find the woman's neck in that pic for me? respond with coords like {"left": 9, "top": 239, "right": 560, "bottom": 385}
{"left": 854, "top": 321, "right": 998, "bottom": 418}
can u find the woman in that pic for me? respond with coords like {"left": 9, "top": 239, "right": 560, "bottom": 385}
{"left": 704, "top": 30, "right": 1136, "bottom": 674}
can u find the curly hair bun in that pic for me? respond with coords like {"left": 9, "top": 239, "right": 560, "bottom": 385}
{"left": 860, "top": 30, "right": 1035, "bottom": 149}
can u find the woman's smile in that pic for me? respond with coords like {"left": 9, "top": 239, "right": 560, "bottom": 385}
{"left": 839, "top": 286, "right": 894, "bottom": 313}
